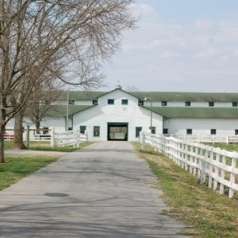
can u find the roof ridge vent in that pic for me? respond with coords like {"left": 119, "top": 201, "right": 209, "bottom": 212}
{"left": 116, "top": 84, "right": 122, "bottom": 90}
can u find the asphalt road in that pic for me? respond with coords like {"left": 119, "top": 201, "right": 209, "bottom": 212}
{"left": 0, "top": 142, "right": 191, "bottom": 237}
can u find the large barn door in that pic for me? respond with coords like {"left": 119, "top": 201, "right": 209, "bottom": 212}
{"left": 107, "top": 123, "right": 128, "bottom": 141}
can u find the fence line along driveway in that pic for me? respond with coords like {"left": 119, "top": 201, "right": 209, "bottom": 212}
{"left": 141, "top": 132, "right": 238, "bottom": 198}
{"left": 0, "top": 141, "right": 190, "bottom": 238}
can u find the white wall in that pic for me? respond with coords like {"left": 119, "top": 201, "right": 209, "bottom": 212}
{"left": 144, "top": 101, "right": 234, "bottom": 107}
{"left": 73, "top": 89, "right": 163, "bottom": 141}
{"left": 164, "top": 118, "right": 238, "bottom": 136}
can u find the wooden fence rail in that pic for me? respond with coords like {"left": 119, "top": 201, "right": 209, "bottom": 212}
{"left": 171, "top": 135, "right": 238, "bottom": 144}
{"left": 50, "top": 129, "right": 88, "bottom": 148}
{"left": 140, "top": 132, "right": 238, "bottom": 198}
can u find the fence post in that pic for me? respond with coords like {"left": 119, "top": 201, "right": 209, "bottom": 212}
{"left": 229, "top": 157, "right": 236, "bottom": 198}
{"left": 77, "top": 130, "right": 80, "bottom": 148}
{"left": 26, "top": 125, "right": 30, "bottom": 148}
{"left": 140, "top": 131, "right": 145, "bottom": 150}
{"left": 50, "top": 127, "right": 55, "bottom": 147}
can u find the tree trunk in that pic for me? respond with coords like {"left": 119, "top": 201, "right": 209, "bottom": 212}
{"left": 35, "top": 119, "right": 40, "bottom": 134}
{"left": 14, "top": 111, "right": 26, "bottom": 149}
{"left": 0, "top": 124, "right": 5, "bottom": 163}
{"left": 0, "top": 97, "right": 6, "bottom": 163}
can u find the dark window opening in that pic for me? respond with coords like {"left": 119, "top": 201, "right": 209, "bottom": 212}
{"left": 138, "top": 99, "right": 144, "bottom": 106}
{"left": 186, "top": 129, "right": 192, "bottom": 135}
{"left": 92, "top": 99, "right": 98, "bottom": 105}
{"left": 108, "top": 123, "right": 128, "bottom": 141}
{"left": 235, "top": 129, "right": 238, "bottom": 135}
{"left": 69, "top": 100, "right": 75, "bottom": 105}
{"left": 209, "top": 101, "right": 214, "bottom": 107}
{"left": 211, "top": 129, "right": 216, "bottom": 135}
{"left": 185, "top": 101, "right": 191, "bottom": 107}
{"left": 93, "top": 126, "right": 100, "bottom": 137}
{"left": 232, "top": 102, "right": 238, "bottom": 107}
{"left": 161, "top": 101, "right": 167, "bottom": 106}
{"left": 80, "top": 126, "right": 87, "bottom": 134}
{"left": 150, "top": 126, "right": 156, "bottom": 134}
{"left": 108, "top": 99, "right": 114, "bottom": 105}
{"left": 163, "top": 128, "right": 168, "bottom": 134}
{"left": 136, "top": 127, "right": 142, "bottom": 138}
{"left": 122, "top": 99, "right": 128, "bottom": 105}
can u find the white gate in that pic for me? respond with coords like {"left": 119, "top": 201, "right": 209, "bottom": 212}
{"left": 51, "top": 129, "right": 88, "bottom": 148}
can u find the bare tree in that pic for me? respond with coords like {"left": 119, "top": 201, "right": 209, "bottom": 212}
{"left": 0, "top": 0, "right": 135, "bottom": 162}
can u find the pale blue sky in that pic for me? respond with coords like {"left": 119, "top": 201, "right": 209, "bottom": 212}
{"left": 149, "top": 0, "right": 238, "bottom": 21}
{"left": 102, "top": 0, "right": 238, "bottom": 92}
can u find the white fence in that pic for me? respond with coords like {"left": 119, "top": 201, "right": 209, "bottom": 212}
{"left": 172, "top": 135, "right": 238, "bottom": 144}
{"left": 140, "top": 132, "right": 238, "bottom": 198}
{"left": 5, "top": 128, "right": 88, "bottom": 148}
{"left": 51, "top": 129, "right": 88, "bottom": 148}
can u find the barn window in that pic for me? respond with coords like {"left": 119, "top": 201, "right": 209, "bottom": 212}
{"left": 209, "top": 101, "right": 214, "bottom": 107}
{"left": 163, "top": 128, "right": 168, "bottom": 135}
{"left": 69, "top": 100, "right": 75, "bottom": 105}
{"left": 211, "top": 129, "right": 216, "bottom": 135}
{"left": 92, "top": 99, "right": 98, "bottom": 105}
{"left": 122, "top": 99, "right": 128, "bottom": 105}
{"left": 150, "top": 126, "right": 156, "bottom": 134}
{"left": 93, "top": 126, "right": 100, "bottom": 137}
{"left": 161, "top": 101, "right": 167, "bottom": 106}
{"left": 138, "top": 99, "right": 144, "bottom": 106}
{"left": 185, "top": 101, "right": 191, "bottom": 107}
{"left": 235, "top": 129, "right": 238, "bottom": 135}
{"left": 108, "top": 99, "right": 114, "bottom": 105}
{"left": 80, "top": 126, "right": 87, "bottom": 134}
{"left": 186, "top": 129, "right": 192, "bottom": 135}
{"left": 135, "top": 127, "right": 142, "bottom": 138}
{"left": 232, "top": 102, "right": 238, "bottom": 107}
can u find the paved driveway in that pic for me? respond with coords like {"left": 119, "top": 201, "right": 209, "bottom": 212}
{"left": 0, "top": 142, "right": 190, "bottom": 237}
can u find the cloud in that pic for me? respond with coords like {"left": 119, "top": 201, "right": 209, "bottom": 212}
{"left": 103, "top": 1, "right": 238, "bottom": 92}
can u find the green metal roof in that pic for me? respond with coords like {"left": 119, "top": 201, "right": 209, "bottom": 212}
{"left": 131, "top": 92, "right": 238, "bottom": 102}
{"left": 44, "top": 105, "right": 94, "bottom": 118}
{"left": 58, "top": 91, "right": 105, "bottom": 101}
{"left": 147, "top": 107, "right": 238, "bottom": 119}
{"left": 43, "top": 104, "right": 238, "bottom": 119}
{"left": 58, "top": 90, "right": 238, "bottom": 102}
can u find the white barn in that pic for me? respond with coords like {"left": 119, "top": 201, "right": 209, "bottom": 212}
{"left": 6, "top": 87, "right": 238, "bottom": 141}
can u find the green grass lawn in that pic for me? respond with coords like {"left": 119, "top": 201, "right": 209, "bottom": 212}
{"left": 207, "top": 143, "right": 238, "bottom": 153}
{"left": 5, "top": 141, "right": 92, "bottom": 152}
{"left": 0, "top": 156, "right": 58, "bottom": 191}
{"left": 133, "top": 143, "right": 238, "bottom": 238}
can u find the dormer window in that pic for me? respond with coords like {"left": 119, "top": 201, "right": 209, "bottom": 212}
{"left": 121, "top": 99, "right": 128, "bottom": 105}
{"left": 211, "top": 129, "right": 216, "bottom": 135}
{"left": 185, "top": 101, "right": 191, "bottom": 107}
{"left": 161, "top": 101, "right": 167, "bottom": 106}
{"left": 232, "top": 102, "right": 238, "bottom": 107}
{"left": 108, "top": 99, "right": 114, "bottom": 105}
{"left": 92, "top": 99, "right": 98, "bottom": 105}
{"left": 69, "top": 100, "right": 75, "bottom": 105}
{"left": 209, "top": 101, "right": 214, "bottom": 107}
{"left": 186, "top": 129, "right": 193, "bottom": 135}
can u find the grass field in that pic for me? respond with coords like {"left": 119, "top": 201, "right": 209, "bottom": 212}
{"left": 0, "top": 156, "right": 58, "bottom": 191}
{"left": 134, "top": 143, "right": 238, "bottom": 238}
{"left": 207, "top": 143, "right": 238, "bottom": 153}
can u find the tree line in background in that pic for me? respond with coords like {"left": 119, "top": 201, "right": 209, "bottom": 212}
{"left": 0, "top": 0, "right": 135, "bottom": 162}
